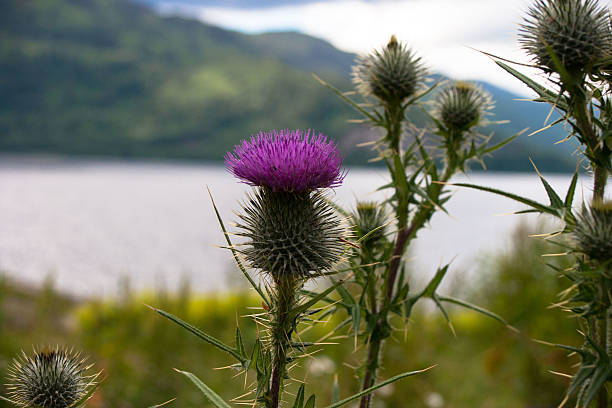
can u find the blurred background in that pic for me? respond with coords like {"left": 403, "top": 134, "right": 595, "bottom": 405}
{"left": 0, "top": 0, "right": 606, "bottom": 406}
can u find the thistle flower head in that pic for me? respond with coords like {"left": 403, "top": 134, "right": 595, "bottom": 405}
{"left": 519, "top": 0, "right": 612, "bottom": 74}
{"left": 352, "top": 201, "right": 388, "bottom": 247}
{"left": 573, "top": 200, "right": 612, "bottom": 261}
{"left": 6, "top": 347, "right": 97, "bottom": 408}
{"left": 352, "top": 35, "right": 427, "bottom": 105}
{"left": 433, "top": 81, "right": 493, "bottom": 135}
{"left": 225, "top": 129, "right": 344, "bottom": 193}
{"left": 237, "top": 188, "right": 345, "bottom": 279}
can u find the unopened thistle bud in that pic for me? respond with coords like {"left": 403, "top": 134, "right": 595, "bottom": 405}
{"left": 352, "top": 201, "right": 388, "bottom": 247}
{"left": 6, "top": 347, "right": 97, "bottom": 408}
{"left": 226, "top": 129, "right": 346, "bottom": 279}
{"left": 352, "top": 35, "right": 427, "bottom": 106}
{"left": 573, "top": 200, "right": 612, "bottom": 261}
{"left": 519, "top": 0, "right": 612, "bottom": 74}
{"left": 433, "top": 81, "right": 492, "bottom": 135}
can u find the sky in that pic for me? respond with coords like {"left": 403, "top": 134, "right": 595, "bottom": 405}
{"left": 154, "top": 0, "right": 612, "bottom": 96}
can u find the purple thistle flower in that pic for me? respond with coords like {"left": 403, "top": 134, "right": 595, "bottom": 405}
{"left": 225, "top": 129, "right": 345, "bottom": 192}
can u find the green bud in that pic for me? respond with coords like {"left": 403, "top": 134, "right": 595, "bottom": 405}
{"left": 352, "top": 201, "right": 388, "bottom": 247}
{"left": 352, "top": 35, "right": 427, "bottom": 106}
{"left": 519, "top": 0, "right": 612, "bottom": 74}
{"left": 6, "top": 347, "right": 97, "bottom": 408}
{"left": 433, "top": 81, "right": 492, "bottom": 135}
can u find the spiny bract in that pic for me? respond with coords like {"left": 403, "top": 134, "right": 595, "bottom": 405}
{"left": 573, "top": 200, "right": 612, "bottom": 261}
{"left": 434, "top": 81, "right": 492, "bottom": 134}
{"left": 6, "top": 348, "right": 94, "bottom": 408}
{"left": 352, "top": 35, "right": 427, "bottom": 105}
{"left": 519, "top": 0, "right": 612, "bottom": 74}
{"left": 237, "top": 188, "right": 345, "bottom": 278}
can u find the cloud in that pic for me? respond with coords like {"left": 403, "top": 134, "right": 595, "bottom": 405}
{"left": 159, "top": 0, "right": 612, "bottom": 96}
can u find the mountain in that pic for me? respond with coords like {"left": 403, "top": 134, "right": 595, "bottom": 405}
{"left": 0, "top": 0, "right": 577, "bottom": 171}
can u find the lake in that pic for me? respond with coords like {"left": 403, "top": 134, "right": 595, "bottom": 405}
{"left": 0, "top": 158, "right": 591, "bottom": 298}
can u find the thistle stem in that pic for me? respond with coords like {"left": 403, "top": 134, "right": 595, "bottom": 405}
{"left": 568, "top": 84, "right": 607, "bottom": 202}
{"left": 269, "top": 275, "right": 300, "bottom": 408}
{"left": 594, "top": 166, "right": 608, "bottom": 202}
{"left": 359, "top": 328, "right": 384, "bottom": 408}
{"left": 358, "top": 137, "right": 457, "bottom": 408}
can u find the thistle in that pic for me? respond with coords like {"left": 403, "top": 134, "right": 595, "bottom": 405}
{"left": 6, "top": 347, "right": 97, "bottom": 408}
{"left": 433, "top": 81, "right": 493, "bottom": 137}
{"left": 519, "top": 0, "right": 612, "bottom": 75}
{"left": 352, "top": 35, "right": 427, "bottom": 106}
{"left": 573, "top": 200, "right": 612, "bottom": 261}
{"left": 226, "top": 128, "right": 346, "bottom": 408}
{"left": 226, "top": 129, "right": 346, "bottom": 279}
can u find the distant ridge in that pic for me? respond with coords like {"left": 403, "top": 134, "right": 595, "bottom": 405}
{"left": 0, "top": 0, "right": 577, "bottom": 172}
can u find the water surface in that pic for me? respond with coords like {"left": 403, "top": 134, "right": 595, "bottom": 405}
{"left": 0, "top": 158, "right": 589, "bottom": 297}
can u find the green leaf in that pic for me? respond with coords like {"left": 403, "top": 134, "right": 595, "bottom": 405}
{"left": 151, "top": 306, "right": 246, "bottom": 365}
{"left": 324, "top": 367, "right": 434, "bottom": 408}
{"left": 564, "top": 169, "right": 579, "bottom": 210}
{"left": 235, "top": 327, "right": 246, "bottom": 359}
{"left": 304, "top": 395, "right": 316, "bottom": 408}
{"left": 247, "top": 339, "right": 261, "bottom": 371}
{"left": 494, "top": 60, "right": 568, "bottom": 110}
{"left": 176, "top": 369, "right": 232, "bottom": 408}
{"left": 530, "top": 159, "right": 564, "bottom": 209}
{"left": 420, "top": 264, "right": 450, "bottom": 298}
{"left": 438, "top": 296, "right": 517, "bottom": 331}
{"left": 207, "top": 187, "right": 270, "bottom": 307}
{"left": 544, "top": 43, "right": 574, "bottom": 89}
{"left": 431, "top": 294, "right": 455, "bottom": 336}
{"left": 334, "top": 279, "right": 355, "bottom": 307}
{"left": 292, "top": 384, "right": 305, "bottom": 408}
{"left": 448, "top": 182, "right": 556, "bottom": 215}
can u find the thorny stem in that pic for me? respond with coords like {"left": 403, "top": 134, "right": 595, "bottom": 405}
{"left": 594, "top": 166, "right": 608, "bottom": 202}
{"left": 358, "top": 121, "right": 458, "bottom": 408}
{"left": 359, "top": 328, "right": 385, "bottom": 408}
{"left": 269, "top": 275, "right": 300, "bottom": 408}
{"left": 358, "top": 104, "right": 404, "bottom": 408}
{"left": 568, "top": 83, "right": 608, "bottom": 202}
{"left": 570, "top": 83, "right": 610, "bottom": 408}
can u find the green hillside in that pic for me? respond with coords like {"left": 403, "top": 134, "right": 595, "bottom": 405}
{"left": 0, "top": 0, "right": 577, "bottom": 171}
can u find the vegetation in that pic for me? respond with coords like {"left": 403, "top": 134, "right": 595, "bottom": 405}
{"left": 0, "top": 223, "right": 581, "bottom": 407}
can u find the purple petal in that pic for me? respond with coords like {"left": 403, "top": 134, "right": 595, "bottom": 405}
{"left": 225, "top": 129, "right": 345, "bottom": 192}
